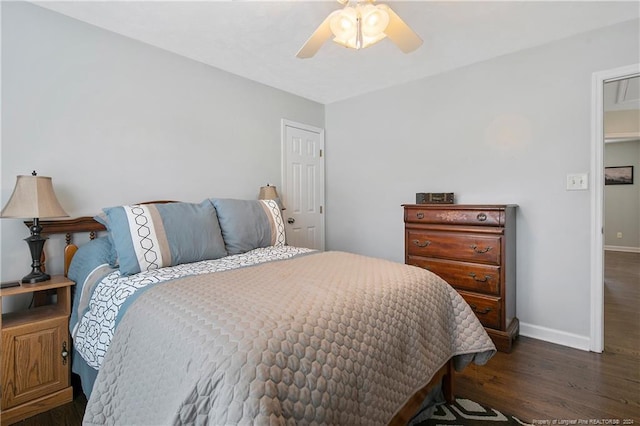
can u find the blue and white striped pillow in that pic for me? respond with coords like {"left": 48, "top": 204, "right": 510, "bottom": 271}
{"left": 102, "top": 201, "right": 227, "bottom": 276}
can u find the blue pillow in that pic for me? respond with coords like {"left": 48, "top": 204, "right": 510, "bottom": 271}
{"left": 68, "top": 236, "right": 116, "bottom": 284}
{"left": 93, "top": 212, "right": 118, "bottom": 266}
{"left": 67, "top": 236, "right": 118, "bottom": 337}
{"left": 102, "top": 201, "right": 227, "bottom": 276}
{"left": 211, "top": 198, "right": 286, "bottom": 255}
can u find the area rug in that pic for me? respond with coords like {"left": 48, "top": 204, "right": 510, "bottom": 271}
{"left": 409, "top": 397, "right": 533, "bottom": 426}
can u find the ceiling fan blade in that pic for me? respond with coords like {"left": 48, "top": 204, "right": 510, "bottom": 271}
{"left": 296, "top": 13, "right": 334, "bottom": 59}
{"left": 380, "top": 4, "right": 423, "bottom": 53}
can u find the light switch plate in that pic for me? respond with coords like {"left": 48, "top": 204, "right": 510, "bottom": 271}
{"left": 566, "top": 173, "right": 589, "bottom": 190}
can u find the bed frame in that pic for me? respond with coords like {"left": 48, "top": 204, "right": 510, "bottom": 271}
{"left": 27, "top": 216, "right": 106, "bottom": 277}
{"left": 389, "top": 362, "right": 453, "bottom": 425}
{"left": 30, "top": 215, "right": 455, "bottom": 424}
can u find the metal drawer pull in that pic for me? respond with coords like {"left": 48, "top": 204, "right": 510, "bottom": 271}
{"left": 61, "top": 341, "right": 69, "bottom": 365}
{"left": 470, "top": 244, "right": 492, "bottom": 254}
{"left": 416, "top": 212, "right": 424, "bottom": 219}
{"left": 469, "top": 304, "right": 493, "bottom": 315}
{"left": 469, "top": 272, "right": 491, "bottom": 282}
{"left": 412, "top": 239, "right": 431, "bottom": 248}
{"left": 477, "top": 213, "right": 487, "bottom": 221}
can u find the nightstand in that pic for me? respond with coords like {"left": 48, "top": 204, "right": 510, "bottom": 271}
{"left": 0, "top": 275, "right": 74, "bottom": 425}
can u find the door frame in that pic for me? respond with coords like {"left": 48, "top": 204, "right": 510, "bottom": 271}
{"left": 590, "top": 63, "right": 639, "bottom": 352}
{"left": 281, "top": 119, "right": 326, "bottom": 250}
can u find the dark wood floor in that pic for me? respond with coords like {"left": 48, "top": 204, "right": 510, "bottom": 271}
{"left": 604, "top": 251, "right": 639, "bottom": 357}
{"left": 11, "top": 252, "right": 639, "bottom": 424}
{"left": 458, "top": 251, "right": 640, "bottom": 422}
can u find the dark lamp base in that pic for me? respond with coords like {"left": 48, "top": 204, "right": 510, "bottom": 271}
{"left": 22, "top": 219, "right": 51, "bottom": 284}
{"left": 22, "top": 270, "right": 51, "bottom": 284}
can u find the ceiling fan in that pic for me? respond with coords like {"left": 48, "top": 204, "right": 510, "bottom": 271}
{"left": 296, "top": 0, "right": 423, "bottom": 59}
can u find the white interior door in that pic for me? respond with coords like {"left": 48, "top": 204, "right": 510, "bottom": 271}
{"left": 281, "top": 120, "right": 325, "bottom": 250}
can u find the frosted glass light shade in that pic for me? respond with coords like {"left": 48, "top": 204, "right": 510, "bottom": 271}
{"left": 330, "top": 6, "right": 358, "bottom": 43}
{"left": 361, "top": 4, "right": 389, "bottom": 37}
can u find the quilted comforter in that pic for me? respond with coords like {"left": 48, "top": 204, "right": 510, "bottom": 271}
{"left": 82, "top": 250, "right": 495, "bottom": 425}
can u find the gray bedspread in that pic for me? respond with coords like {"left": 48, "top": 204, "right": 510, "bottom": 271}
{"left": 83, "top": 251, "right": 495, "bottom": 425}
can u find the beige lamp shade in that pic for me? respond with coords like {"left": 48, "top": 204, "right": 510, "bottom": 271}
{"left": 259, "top": 185, "right": 280, "bottom": 200}
{"left": 259, "top": 184, "right": 286, "bottom": 210}
{"left": 1, "top": 174, "right": 69, "bottom": 219}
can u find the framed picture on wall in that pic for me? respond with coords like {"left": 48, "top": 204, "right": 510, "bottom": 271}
{"left": 604, "top": 166, "right": 634, "bottom": 185}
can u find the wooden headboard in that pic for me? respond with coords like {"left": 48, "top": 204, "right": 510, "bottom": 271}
{"left": 26, "top": 216, "right": 106, "bottom": 277}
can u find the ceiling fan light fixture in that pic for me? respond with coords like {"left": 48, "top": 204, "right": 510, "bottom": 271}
{"left": 296, "top": 0, "right": 423, "bottom": 59}
{"left": 330, "top": 4, "right": 388, "bottom": 50}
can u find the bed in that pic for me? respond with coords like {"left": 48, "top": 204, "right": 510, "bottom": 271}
{"left": 36, "top": 198, "right": 495, "bottom": 425}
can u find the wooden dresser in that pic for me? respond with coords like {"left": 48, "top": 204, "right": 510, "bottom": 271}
{"left": 403, "top": 204, "right": 518, "bottom": 352}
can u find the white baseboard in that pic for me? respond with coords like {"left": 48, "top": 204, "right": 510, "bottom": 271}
{"left": 604, "top": 245, "right": 640, "bottom": 253}
{"left": 519, "top": 322, "right": 591, "bottom": 351}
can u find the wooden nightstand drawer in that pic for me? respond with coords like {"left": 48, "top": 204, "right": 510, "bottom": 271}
{"left": 408, "top": 256, "right": 501, "bottom": 295}
{"left": 458, "top": 291, "right": 502, "bottom": 329}
{"left": 406, "top": 230, "right": 502, "bottom": 265}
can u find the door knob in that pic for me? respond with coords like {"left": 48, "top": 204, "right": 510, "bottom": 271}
{"left": 287, "top": 218, "right": 295, "bottom": 224}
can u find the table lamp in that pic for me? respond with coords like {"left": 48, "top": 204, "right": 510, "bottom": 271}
{"left": 259, "top": 184, "right": 285, "bottom": 210}
{"left": 1, "top": 171, "right": 69, "bottom": 283}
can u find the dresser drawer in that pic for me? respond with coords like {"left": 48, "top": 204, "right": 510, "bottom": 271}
{"left": 406, "top": 230, "right": 501, "bottom": 265}
{"left": 408, "top": 257, "right": 500, "bottom": 295}
{"left": 405, "top": 207, "right": 503, "bottom": 226}
{"left": 458, "top": 291, "right": 502, "bottom": 329}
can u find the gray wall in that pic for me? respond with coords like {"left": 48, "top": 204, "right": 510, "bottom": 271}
{"left": 325, "top": 19, "right": 640, "bottom": 348}
{"left": 1, "top": 2, "right": 324, "bottom": 284}
{"left": 604, "top": 140, "right": 640, "bottom": 249}
{"left": 2, "top": 1, "right": 639, "bottom": 349}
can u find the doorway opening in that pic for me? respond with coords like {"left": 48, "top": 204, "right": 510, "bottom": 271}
{"left": 590, "top": 64, "right": 639, "bottom": 352}
{"left": 603, "top": 77, "right": 639, "bottom": 355}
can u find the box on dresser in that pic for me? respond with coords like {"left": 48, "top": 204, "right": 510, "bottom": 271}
{"left": 403, "top": 204, "right": 518, "bottom": 352}
{"left": 415, "top": 193, "right": 455, "bottom": 204}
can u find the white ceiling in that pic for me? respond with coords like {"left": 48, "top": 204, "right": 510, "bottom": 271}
{"left": 34, "top": 1, "right": 640, "bottom": 104}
